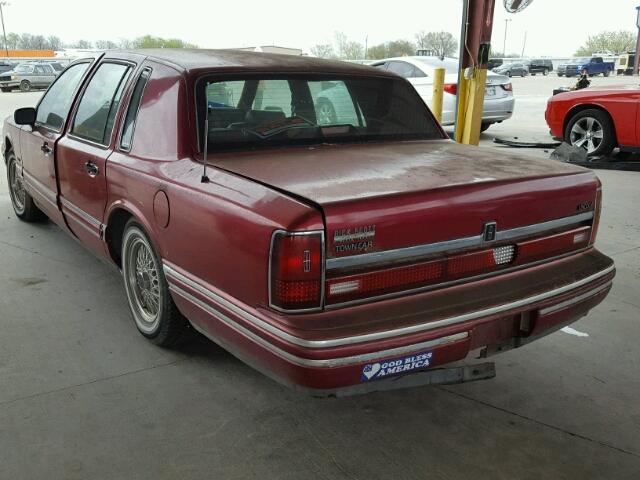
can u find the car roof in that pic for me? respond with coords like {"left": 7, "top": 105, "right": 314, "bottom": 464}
{"left": 110, "top": 49, "right": 393, "bottom": 76}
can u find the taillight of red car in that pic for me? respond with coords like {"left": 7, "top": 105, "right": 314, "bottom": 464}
{"left": 443, "top": 84, "right": 457, "bottom": 95}
{"left": 269, "top": 231, "right": 324, "bottom": 311}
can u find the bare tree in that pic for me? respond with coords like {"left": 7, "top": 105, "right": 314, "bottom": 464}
{"left": 366, "top": 40, "right": 415, "bottom": 59}
{"left": 310, "top": 43, "right": 335, "bottom": 59}
{"left": 46, "top": 35, "right": 62, "bottom": 50}
{"left": 334, "top": 32, "right": 364, "bottom": 60}
{"left": 95, "top": 40, "right": 118, "bottom": 49}
{"left": 415, "top": 31, "right": 457, "bottom": 57}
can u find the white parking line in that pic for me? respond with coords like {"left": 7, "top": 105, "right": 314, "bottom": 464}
{"left": 561, "top": 326, "right": 590, "bottom": 337}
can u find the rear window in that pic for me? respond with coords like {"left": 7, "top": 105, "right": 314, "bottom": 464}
{"left": 196, "top": 74, "right": 442, "bottom": 152}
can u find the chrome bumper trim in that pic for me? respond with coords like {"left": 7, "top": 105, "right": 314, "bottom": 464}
{"left": 169, "top": 283, "right": 468, "bottom": 368}
{"left": 539, "top": 281, "right": 612, "bottom": 316}
{"left": 326, "top": 211, "right": 594, "bottom": 271}
{"left": 163, "top": 262, "right": 614, "bottom": 350}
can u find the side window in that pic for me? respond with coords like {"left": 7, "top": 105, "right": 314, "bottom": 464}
{"left": 34, "top": 65, "right": 45, "bottom": 74}
{"left": 71, "top": 63, "right": 131, "bottom": 145}
{"left": 252, "top": 80, "right": 292, "bottom": 116}
{"left": 372, "top": 62, "right": 388, "bottom": 70}
{"left": 35, "top": 62, "right": 90, "bottom": 131}
{"left": 386, "top": 61, "right": 417, "bottom": 78}
{"left": 120, "top": 68, "right": 151, "bottom": 150}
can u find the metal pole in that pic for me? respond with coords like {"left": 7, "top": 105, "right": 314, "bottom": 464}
{"left": 521, "top": 30, "right": 527, "bottom": 58}
{"left": 502, "top": 18, "right": 511, "bottom": 56}
{"left": 432, "top": 67, "right": 445, "bottom": 122}
{"left": 0, "top": 3, "right": 8, "bottom": 58}
{"left": 634, "top": 6, "right": 640, "bottom": 75}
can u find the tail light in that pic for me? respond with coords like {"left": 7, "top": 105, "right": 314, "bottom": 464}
{"left": 269, "top": 231, "right": 324, "bottom": 311}
{"left": 590, "top": 188, "right": 602, "bottom": 245}
{"left": 443, "top": 83, "right": 458, "bottom": 95}
{"left": 517, "top": 226, "right": 590, "bottom": 264}
{"left": 501, "top": 83, "right": 513, "bottom": 92}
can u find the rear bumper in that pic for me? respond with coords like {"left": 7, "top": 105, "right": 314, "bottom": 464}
{"left": 165, "top": 249, "right": 614, "bottom": 395}
{"left": 440, "top": 95, "right": 514, "bottom": 126}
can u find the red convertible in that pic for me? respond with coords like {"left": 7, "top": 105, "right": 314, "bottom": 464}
{"left": 4, "top": 50, "right": 614, "bottom": 395}
{"left": 546, "top": 85, "right": 640, "bottom": 156}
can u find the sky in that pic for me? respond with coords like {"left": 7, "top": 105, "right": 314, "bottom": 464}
{"left": 2, "top": 0, "right": 639, "bottom": 57}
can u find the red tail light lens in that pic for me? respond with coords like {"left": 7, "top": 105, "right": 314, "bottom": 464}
{"left": 443, "top": 83, "right": 458, "bottom": 95}
{"left": 270, "top": 231, "right": 324, "bottom": 311}
{"left": 501, "top": 83, "right": 513, "bottom": 92}
{"left": 517, "top": 226, "right": 590, "bottom": 264}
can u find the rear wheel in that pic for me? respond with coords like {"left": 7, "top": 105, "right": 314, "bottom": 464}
{"left": 316, "top": 99, "right": 337, "bottom": 125}
{"left": 121, "top": 219, "right": 189, "bottom": 347}
{"left": 1, "top": 87, "right": 11, "bottom": 92}
{"left": 480, "top": 122, "right": 492, "bottom": 132}
{"left": 19, "top": 80, "right": 31, "bottom": 92}
{"left": 603, "top": 70, "right": 610, "bottom": 77}
{"left": 543, "top": 69, "right": 548, "bottom": 76}
{"left": 6, "top": 150, "right": 46, "bottom": 221}
{"left": 564, "top": 109, "right": 615, "bottom": 156}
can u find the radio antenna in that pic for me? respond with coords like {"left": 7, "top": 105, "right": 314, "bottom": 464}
{"left": 201, "top": 82, "right": 210, "bottom": 183}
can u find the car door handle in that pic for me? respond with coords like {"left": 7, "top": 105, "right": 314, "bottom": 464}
{"left": 40, "top": 142, "right": 52, "bottom": 154}
{"left": 84, "top": 161, "right": 99, "bottom": 177}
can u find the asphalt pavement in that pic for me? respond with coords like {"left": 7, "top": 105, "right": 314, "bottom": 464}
{"left": 0, "top": 79, "right": 639, "bottom": 479}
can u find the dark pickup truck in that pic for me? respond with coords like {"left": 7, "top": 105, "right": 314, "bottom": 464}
{"left": 557, "top": 57, "right": 614, "bottom": 77}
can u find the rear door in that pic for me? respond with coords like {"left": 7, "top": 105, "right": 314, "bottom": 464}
{"left": 20, "top": 60, "right": 94, "bottom": 224}
{"left": 56, "top": 61, "right": 134, "bottom": 255}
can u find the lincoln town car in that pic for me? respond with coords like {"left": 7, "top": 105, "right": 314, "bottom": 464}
{"left": 4, "top": 50, "right": 615, "bottom": 395}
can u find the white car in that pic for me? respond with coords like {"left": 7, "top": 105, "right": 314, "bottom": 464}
{"left": 371, "top": 56, "right": 515, "bottom": 131}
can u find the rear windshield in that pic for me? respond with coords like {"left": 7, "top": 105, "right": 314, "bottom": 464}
{"left": 196, "top": 74, "right": 442, "bottom": 152}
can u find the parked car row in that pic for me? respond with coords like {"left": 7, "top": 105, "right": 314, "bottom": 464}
{"left": 556, "top": 57, "right": 614, "bottom": 77}
{"left": 489, "top": 58, "right": 554, "bottom": 76}
{"left": 0, "top": 60, "right": 67, "bottom": 92}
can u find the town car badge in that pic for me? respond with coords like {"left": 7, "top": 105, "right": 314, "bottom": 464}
{"left": 333, "top": 225, "right": 376, "bottom": 254}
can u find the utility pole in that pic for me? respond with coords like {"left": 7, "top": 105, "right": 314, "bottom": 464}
{"left": 502, "top": 18, "right": 511, "bottom": 56}
{"left": 634, "top": 6, "right": 640, "bottom": 75}
{"left": 0, "top": 2, "right": 8, "bottom": 58}
{"left": 521, "top": 30, "right": 527, "bottom": 58}
{"left": 364, "top": 35, "right": 368, "bottom": 60}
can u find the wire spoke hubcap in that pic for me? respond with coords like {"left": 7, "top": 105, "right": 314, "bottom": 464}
{"left": 570, "top": 117, "right": 603, "bottom": 153}
{"left": 8, "top": 159, "right": 26, "bottom": 213}
{"left": 124, "top": 233, "right": 161, "bottom": 332}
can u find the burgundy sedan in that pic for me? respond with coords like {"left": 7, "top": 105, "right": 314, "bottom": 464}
{"left": 4, "top": 50, "right": 614, "bottom": 395}
{"left": 546, "top": 85, "right": 640, "bottom": 156}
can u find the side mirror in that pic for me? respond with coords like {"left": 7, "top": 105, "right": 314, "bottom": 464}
{"left": 14, "top": 107, "right": 36, "bottom": 126}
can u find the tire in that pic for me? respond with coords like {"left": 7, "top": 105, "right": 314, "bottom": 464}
{"left": 121, "top": 219, "right": 189, "bottom": 347}
{"left": 557, "top": 73, "right": 564, "bottom": 77}
{"left": 564, "top": 109, "right": 615, "bottom": 157}
{"left": 543, "top": 69, "right": 548, "bottom": 76}
{"left": 316, "top": 98, "right": 337, "bottom": 125}
{"left": 480, "top": 122, "right": 492, "bottom": 133}
{"left": 6, "top": 150, "right": 47, "bottom": 222}
{"left": 1, "top": 87, "right": 11, "bottom": 92}
{"left": 19, "top": 80, "right": 31, "bottom": 92}
{"left": 507, "top": 71, "right": 512, "bottom": 77}
{"left": 603, "top": 70, "right": 610, "bottom": 77}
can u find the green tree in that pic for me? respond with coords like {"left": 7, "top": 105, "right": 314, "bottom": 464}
{"left": 132, "top": 35, "right": 196, "bottom": 49}
{"left": 415, "top": 31, "right": 457, "bottom": 57}
{"left": 575, "top": 30, "right": 635, "bottom": 56}
{"left": 310, "top": 43, "right": 335, "bottom": 58}
{"left": 5, "top": 32, "right": 19, "bottom": 50}
{"left": 366, "top": 40, "right": 415, "bottom": 59}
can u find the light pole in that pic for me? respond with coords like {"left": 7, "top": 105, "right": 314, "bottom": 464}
{"left": 634, "top": 6, "right": 640, "bottom": 75}
{"left": 0, "top": 2, "right": 8, "bottom": 58}
{"left": 502, "top": 18, "right": 512, "bottom": 56}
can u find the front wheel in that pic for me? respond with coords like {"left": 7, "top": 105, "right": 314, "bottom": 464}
{"left": 543, "top": 69, "right": 548, "bottom": 76}
{"left": 564, "top": 109, "right": 615, "bottom": 156}
{"left": 603, "top": 70, "right": 610, "bottom": 77}
{"left": 6, "top": 150, "right": 46, "bottom": 221}
{"left": 121, "top": 220, "right": 189, "bottom": 347}
{"left": 19, "top": 80, "right": 31, "bottom": 92}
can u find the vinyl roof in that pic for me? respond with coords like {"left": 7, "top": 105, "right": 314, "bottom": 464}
{"left": 111, "top": 49, "right": 391, "bottom": 75}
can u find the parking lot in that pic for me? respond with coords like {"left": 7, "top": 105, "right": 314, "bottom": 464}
{"left": 1, "top": 76, "right": 639, "bottom": 479}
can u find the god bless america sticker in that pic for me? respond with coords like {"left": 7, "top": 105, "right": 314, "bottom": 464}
{"left": 361, "top": 351, "right": 433, "bottom": 382}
